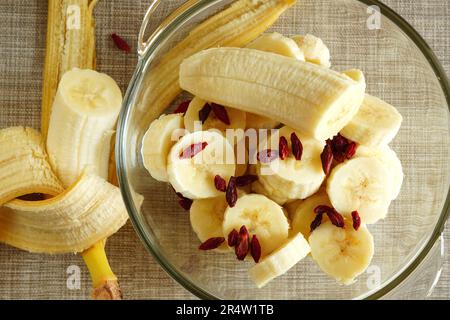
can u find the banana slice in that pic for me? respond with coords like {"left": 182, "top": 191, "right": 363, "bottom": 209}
{"left": 327, "top": 157, "right": 392, "bottom": 224}
{"left": 184, "top": 97, "right": 247, "bottom": 133}
{"left": 46, "top": 68, "right": 123, "bottom": 187}
{"left": 142, "top": 113, "right": 185, "bottom": 182}
{"left": 340, "top": 94, "right": 403, "bottom": 147}
{"left": 355, "top": 145, "right": 404, "bottom": 200}
{"left": 284, "top": 199, "right": 303, "bottom": 218}
{"left": 0, "top": 172, "right": 132, "bottom": 254}
{"left": 168, "top": 131, "right": 235, "bottom": 199}
{"left": 291, "top": 192, "right": 331, "bottom": 239}
{"left": 249, "top": 232, "right": 310, "bottom": 288}
{"left": 0, "top": 127, "right": 64, "bottom": 205}
{"left": 247, "top": 32, "right": 305, "bottom": 61}
{"left": 180, "top": 48, "right": 365, "bottom": 141}
{"left": 190, "top": 196, "right": 229, "bottom": 252}
{"left": 245, "top": 112, "right": 280, "bottom": 130}
{"left": 309, "top": 221, "right": 374, "bottom": 285}
{"left": 291, "top": 34, "right": 331, "bottom": 68}
{"left": 257, "top": 126, "right": 326, "bottom": 204}
{"left": 251, "top": 179, "right": 290, "bottom": 205}
{"left": 222, "top": 194, "right": 289, "bottom": 257}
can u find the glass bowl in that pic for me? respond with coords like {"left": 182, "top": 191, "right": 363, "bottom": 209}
{"left": 116, "top": 0, "right": 450, "bottom": 299}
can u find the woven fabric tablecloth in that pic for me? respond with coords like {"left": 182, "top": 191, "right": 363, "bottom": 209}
{"left": 0, "top": 0, "right": 448, "bottom": 299}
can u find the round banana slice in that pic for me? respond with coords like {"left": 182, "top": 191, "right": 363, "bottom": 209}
{"left": 184, "top": 97, "right": 246, "bottom": 133}
{"left": 222, "top": 194, "right": 289, "bottom": 257}
{"left": 291, "top": 34, "right": 331, "bottom": 68}
{"left": 355, "top": 145, "right": 404, "bottom": 200}
{"left": 291, "top": 192, "right": 331, "bottom": 239}
{"left": 249, "top": 232, "right": 311, "bottom": 288}
{"left": 247, "top": 32, "right": 305, "bottom": 61}
{"left": 142, "top": 114, "right": 185, "bottom": 182}
{"left": 245, "top": 113, "right": 280, "bottom": 130}
{"left": 257, "top": 126, "right": 326, "bottom": 204}
{"left": 309, "top": 221, "right": 374, "bottom": 285}
{"left": 167, "top": 131, "right": 235, "bottom": 199}
{"left": 326, "top": 157, "right": 392, "bottom": 224}
{"left": 190, "top": 196, "right": 229, "bottom": 252}
{"left": 251, "top": 179, "right": 290, "bottom": 205}
{"left": 340, "top": 94, "right": 403, "bottom": 148}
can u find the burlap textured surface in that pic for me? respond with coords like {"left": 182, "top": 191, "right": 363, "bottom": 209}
{"left": 0, "top": 0, "right": 448, "bottom": 299}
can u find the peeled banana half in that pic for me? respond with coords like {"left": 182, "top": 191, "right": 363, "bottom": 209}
{"left": 180, "top": 48, "right": 366, "bottom": 141}
{"left": 47, "top": 68, "right": 123, "bottom": 188}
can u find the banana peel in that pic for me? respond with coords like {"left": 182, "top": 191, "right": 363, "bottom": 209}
{"left": 41, "top": 0, "right": 97, "bottom": 140}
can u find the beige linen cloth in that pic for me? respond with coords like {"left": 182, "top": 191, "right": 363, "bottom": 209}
{"left": 0, "top": 0, "right": 448, "bottom": 299}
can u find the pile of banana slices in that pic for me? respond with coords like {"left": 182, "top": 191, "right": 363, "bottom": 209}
{"left": 142, "top": 31, "right": 403, "bottom": 288}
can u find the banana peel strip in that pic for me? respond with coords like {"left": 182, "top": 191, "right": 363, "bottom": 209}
{"left": 0, "top": 171, "right": 135, "bottom": 254}
{"left": 41, "top": 0, "right": 97, "bottom": 140}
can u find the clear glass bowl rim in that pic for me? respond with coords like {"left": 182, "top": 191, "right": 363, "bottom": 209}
{"left": 116, "top": 0, "right": 450, "bottom": 299}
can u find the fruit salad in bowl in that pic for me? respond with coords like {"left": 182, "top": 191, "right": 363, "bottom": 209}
{"left": 117, "top": 0, "right": 450, "bottom": 299}
{"left": 140, "top": 27, "right": 403, "bottom": 287}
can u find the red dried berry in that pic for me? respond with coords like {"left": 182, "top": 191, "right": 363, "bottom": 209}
{"left": 211, "top": 104, "right": 231, "bottom": 125}
{"left": 235, "top": 174, "right": 258, "bottom": 187}
{"left": 214, "top": 175, "right": 227, "bottom": 192}
{"left": 178, "top": 198, "right": 193, "bottom": 211}
{"left": 351, "top": 211, "right": 361, "bottom": 231}
{"left": 173, "top": 100, "right": 191, "bottom": 115}
{"left": 314, "top": 205, "right": 331, "bottom": 214}
{"left": 111, "top": 33, "right": 131, "bottom": 53}
{"left": 345, "top": 142, "right": 357, "bottom": 160}
{"left": 328, "top": 134, "right": 357, "bottom": 162}
{"left": 314, "top": 205, "right": 345, "bottom": 228}
{"left": 227, "top": 229, "right": 239, "bottom": 247}
{"left": 198, "top": 103, "right": 212, "bottom": 124}
{"left": 291, "top": 132, "right": 303, "bottom": 161}
{"left": 235, "top": 226, "right": 250, "bottom": 260}
{"left": 257, "top": 149, "right": 279, "bottom": 163}
{"left": 327, "top": 209, "right": 345, "bottom": 228}
{"left": 226, "top": 176, "right": 238, "bottom": 207}
{"left": 321, "top": 143, "right": 334, "bottom": 175}
{"left": 279, "top": 136, "right": 289, "bottom": 160}
{"left": 310, "top": 212, "right": 324, "bottom": 233}
{"left": 180, "top": 142, "right": 208, "bottom": 159}
{"left": 199, "top": 237, "right": 225, "bottom": 250}
{"left": 250, "top": 235, "right": 262, "bottom": 263}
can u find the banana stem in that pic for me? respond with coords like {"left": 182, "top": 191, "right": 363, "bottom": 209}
{"left": 81, "top": 240, "right": 123, "bottom": 300}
